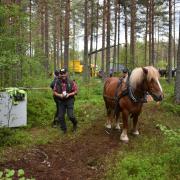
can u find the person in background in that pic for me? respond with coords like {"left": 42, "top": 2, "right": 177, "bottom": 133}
{"left": 117, "top": 67, "right": 129, "bottom": 85}
{"left": 53, "top": 68, "right": 78, "bottom": 134}
{"left": 50, "top": 69, "right": 60, "bottom": 127}
{"left": 109, "top": 68, "right": 113, "bottom": 77}
{"left": 121, "top": 67, "right": 129, "bottom": 79}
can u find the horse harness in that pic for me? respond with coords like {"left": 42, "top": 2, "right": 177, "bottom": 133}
{"left": 104, "top": 77, "right": 148, "bottom": 117}
{"left": 103, "top": 77, "right": 148, "bottom": 106}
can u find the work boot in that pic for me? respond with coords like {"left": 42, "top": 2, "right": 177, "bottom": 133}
{"left": 72, "top": 123, "right": 77, "bottom": 132}
{"left": 62, "top": 129, "right": 67, "bottom": 134}
{"left": 52, "top": 117, "right": 59, "bottom": 128}
{"left": 52, "top": 120, "right": 58, "bottom": 128}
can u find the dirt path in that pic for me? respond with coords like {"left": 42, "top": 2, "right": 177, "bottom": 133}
{"left": 0, "top": 119, "right": 124, "bottom": 180}
{"left": 0, "top": 103, "right": 167, "bottom": 180}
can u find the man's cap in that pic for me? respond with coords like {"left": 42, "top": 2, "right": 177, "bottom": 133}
{"left": 123, "top": 68, "right": 128, "bottom": 73}
{"left": 54, "top": 69, "right": 60, "bottom": 76}
{"left": 60, "top": 68, "right": 67, "bottom": 75}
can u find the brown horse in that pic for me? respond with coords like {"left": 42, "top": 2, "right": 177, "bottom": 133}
{"left": 103, "top": 66, "right": 163, "bottom": 142}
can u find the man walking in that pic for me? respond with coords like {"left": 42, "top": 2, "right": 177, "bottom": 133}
{"left": 53, "top": 68, "right": 78, "bottom": 133}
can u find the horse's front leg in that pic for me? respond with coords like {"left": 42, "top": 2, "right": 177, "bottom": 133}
{"left": 106, "top": 117, "right": 113, "bottom": 129}
{"left": 131, "top": 113, "right": 139, "bottom": 135}
{"left": 115, "top": 111, "right": 121, "bottom": 130}
{"left": 120, "top": 110, "right": 129, "bottom": 142}
{"left": 105, "top": 108, "right": 113, "bottom": 129}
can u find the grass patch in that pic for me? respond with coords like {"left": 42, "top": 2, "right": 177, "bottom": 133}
{"left": 160, "top": 79, "right": 180, "bottom": 115}
{"left": 0, "top": 128, "right": 32, "bottom": 147}
{"left": 27, "top": 90, "right": 54, "bottom": 127}
{"left": 105, "top": 126, "right": 180, "bottom": 180}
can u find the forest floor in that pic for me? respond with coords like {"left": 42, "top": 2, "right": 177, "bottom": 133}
{"left": 0, "top": 103, "right": 179, "bottom": 180}
{"left": 0, "top": 116, "right": 121, "bottom": 180}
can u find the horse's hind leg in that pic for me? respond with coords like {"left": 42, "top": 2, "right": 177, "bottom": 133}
{"left": 131, "top": 114, "right": 139, "bottom": 135}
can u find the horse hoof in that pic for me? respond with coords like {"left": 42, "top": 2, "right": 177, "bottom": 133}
{"left": 120, "top": 135, "right": 129, "bottom": 142}
{"left": 105, "top": 124, "right": 111, "bottom": 129}
{"left": 132, "top": 130, "right": 139, "bottom": 136}
{"left": 115, "top": 125, "right": 121, "bottom": 130}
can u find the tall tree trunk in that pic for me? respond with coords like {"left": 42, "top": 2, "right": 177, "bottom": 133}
{"left": 83, "top": 0, "right": 89, "bottom": 81}
{"left": 56, "top": 0, "right": 61, "bottom": 69}
{"left": 168, "top": 0, "right": 172, "bottom": 83}
{"left": 173, "top": 0, "right": 176, "bottom": 68}
{"left": 144, "top": 5, "right": 149, "bottom": 66}
{"left": 130, "top": 0, "right": 136, "bottom": 68}
{"left": 149, "top": 0, "right": 152, "bottom": 65}
{"left": 56, "top": 15, "right": 60, "bottom": 69}
{"left": 94, "top": 1, "right": 99, "bottom": 75}
{"left": 106, "top": 0, "right": 110, "bottom": 75}
{"left": 29, "top": 0, "right": 32, "bottom": 57}
{"left": 113, "top": 0, "right": 117, "bottom": 72}
{"left": 117, "top": 3, "right": 120, "bottom": 71}
{"left": 60, "top": 2, "right": 63, "bottom": 68}
{"left": 157, "top": 18, "right": 160, "bottom": 64}
{"left": 64, "top": 0, "right": 70, "bottom": 69}
{"left": 40, "top": 2, "right": 45, "bottom": 54}
{"left": 53, "top": 16, "right": 57, "bottom": 71}
{"left": 44, "top": 2, "right": 49, "bottom": 74}
{"left": 16, "top": 0, "right": 23, "bottom": 84}
{"left": 72, "top": 14, "right": 76, "bottom": 74}
{"left": 29, "top": 0, "right": 33, "bottom": 76}
{"left": 101, "top": 0, "right": 106, "bottom": 72}
{"left": 175, "top": 14, "right": 180, "bottom": 104}
{"left": 151, "top": 0, "right": 155, "bottom": 66}
{"left": 124, "top": 2, "right": 128, "bottom": 67}
{"left": 89, "top": 0, "right": 94, "bottom": 69}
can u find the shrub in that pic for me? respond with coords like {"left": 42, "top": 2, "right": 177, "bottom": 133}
{"left": 0, "top": 128, "right": 32, "bottom": 147}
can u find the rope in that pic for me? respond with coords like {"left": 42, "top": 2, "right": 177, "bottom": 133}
{"left": 0, "top": 87, "right": 50, "bottom": 91}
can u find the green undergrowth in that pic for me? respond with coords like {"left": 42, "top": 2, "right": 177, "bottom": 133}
{"left": 105, "top": 126, "right": 180, "bottom": 180}
{"left": 160, "top": 79, "right": 180, "bottom": 115}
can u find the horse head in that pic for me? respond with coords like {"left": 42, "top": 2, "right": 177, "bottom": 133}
{"left": 142, "top": 66, "right": 164, "bottom": 102}
{"left": 129, "top": 66, "right": 163, "bottom": 102}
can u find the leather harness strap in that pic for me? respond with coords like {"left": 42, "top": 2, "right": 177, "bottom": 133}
{"left": 104, "top": 77, "right": 148, "bottom": 117}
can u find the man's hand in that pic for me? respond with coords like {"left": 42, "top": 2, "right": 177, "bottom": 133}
{"left": 66, "top": 92, "right": 75, "bottom": 98}
{"left": 58, "top": 94, "right": 64, "bottom": 99}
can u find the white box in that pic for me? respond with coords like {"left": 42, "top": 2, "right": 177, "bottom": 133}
{"left": 0, "top": 92, "right": 27, "bottom": 127}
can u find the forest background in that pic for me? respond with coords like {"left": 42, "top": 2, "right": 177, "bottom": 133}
{"left": 0, "top": 1, "right": 180, "bottom": 179}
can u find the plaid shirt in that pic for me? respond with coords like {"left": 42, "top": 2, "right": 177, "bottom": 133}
{"left": 54, "top": 79, "right": 78, "bottom": 94}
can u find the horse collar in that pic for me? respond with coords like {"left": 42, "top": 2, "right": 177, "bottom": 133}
{"left": 128, "top": 86, "right": 147, "bottom": 103}
{"left": 128, "top": 86, "right": 138, "bottom": 103}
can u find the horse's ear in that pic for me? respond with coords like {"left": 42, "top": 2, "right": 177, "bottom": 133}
{"left": 142, "top": 67, "right": 148, "bottom": 75}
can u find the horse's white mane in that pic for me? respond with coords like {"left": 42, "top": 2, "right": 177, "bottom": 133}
{"left": 129, "top": 66, "right": 160, "bottom": 89}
